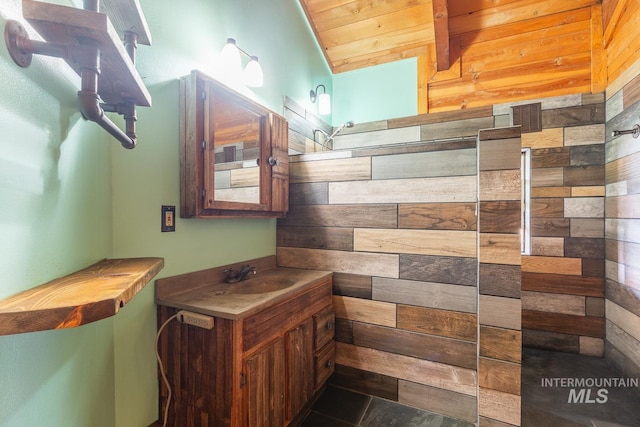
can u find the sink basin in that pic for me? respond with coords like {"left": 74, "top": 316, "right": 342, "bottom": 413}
{"left": 210, "top": 277, "right": 297, "bottom": 295}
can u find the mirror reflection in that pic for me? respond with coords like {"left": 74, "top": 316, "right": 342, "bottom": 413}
{"left": 212, "top": 95, "right": 261, "bottom": 204}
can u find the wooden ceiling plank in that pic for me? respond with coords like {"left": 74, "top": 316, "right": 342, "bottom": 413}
{"left": 458, "top": 8, "right": 591, "bottom": 47}
{"left": 432, "top": 0, "right": 451, "bottom": 72}
{"left": 310, "top": 0, "right": 431, "bottom": 32}
{"left": 326, "top": 24, "right": 433, "bottom": 62}
{"left": 333, "top": 45, "right": 428, "bottom": 73}
{"left": 449, "top": 0, "right": 596, "bottom": 35}
{"left": 462, "top": 20, "right": 591, "bottom": 72}
{"left": 317, "top": 4, "right": 432, "bottom": 49}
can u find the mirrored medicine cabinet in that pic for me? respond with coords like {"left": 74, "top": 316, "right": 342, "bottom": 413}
{"left": 180, "top": 70, "right": 289, "bottom": 218}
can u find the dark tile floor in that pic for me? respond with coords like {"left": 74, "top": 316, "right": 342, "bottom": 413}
{"left": 302, "top": 349, "right": 640, "bottom": 427}
{"left": 300, "top": 385, "right": 475, "bottom": 427}
{"left": 522, "top": 348, "right": 640, "bottom": 427}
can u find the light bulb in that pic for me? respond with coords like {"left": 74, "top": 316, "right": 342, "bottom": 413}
{"left": 318, "top": 93, "right": 330, "bottom": 115}
{"left": 219, "top": 38, "right": 241, "bottom": 76}
{"left": 244, "top": 56, "right": 263, "bottom": 87}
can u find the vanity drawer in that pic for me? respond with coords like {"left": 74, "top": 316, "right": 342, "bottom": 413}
{"left": 314, "top": 341, "right": 335, "bottom": 390}
{"left": 313, "top": 307, "right": 335, "bottom": 350}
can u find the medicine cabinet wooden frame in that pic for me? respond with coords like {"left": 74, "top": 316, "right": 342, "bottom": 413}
{"left": 180, "top": 70, "right": 289, "bottom": 218}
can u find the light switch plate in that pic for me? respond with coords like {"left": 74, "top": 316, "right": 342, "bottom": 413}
{"left": 161, "top": 205, "right": 175, "bottom": 232}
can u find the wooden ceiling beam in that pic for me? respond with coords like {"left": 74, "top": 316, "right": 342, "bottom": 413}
{"left": 432, "top": 0, "right": 450, "bottom": 71}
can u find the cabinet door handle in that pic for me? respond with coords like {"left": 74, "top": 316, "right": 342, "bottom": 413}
{"left": 267, "top": 156, "right": 280, "bottom": 166}
{"left": 326, "top": 321, "right": 333, "bottom": 331}
{"left": 326, "top": 360, "right": 334, "bottom": 368}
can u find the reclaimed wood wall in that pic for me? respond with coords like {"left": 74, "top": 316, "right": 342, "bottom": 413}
{"left": 520, "top": 95, "right": 607, "bottom": 356}
{"left": 477, "top": 127, "right": 522, "bottom": 426}
{"left": 277, "top": 118, "right": 482, "bottom": 424}
{"left": 604, "top": 51, "right": 640, "bottom": 378}
{"left": 420, "top": 1, "right": 603, "bottom": 113}
{"left": 278, "top": 104, "right": 526, "bottom": 424}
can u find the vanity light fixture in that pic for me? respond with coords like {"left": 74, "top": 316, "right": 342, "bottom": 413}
{"left": 310, "top": 84, "right": 330, "bottom": 115}
{"left": 220, "top": 38, "right": 263, "bottom": 87}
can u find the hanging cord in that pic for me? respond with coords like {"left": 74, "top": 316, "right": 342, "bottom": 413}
{"left": 155, "top": 314, "right": 178, "bottom": 427}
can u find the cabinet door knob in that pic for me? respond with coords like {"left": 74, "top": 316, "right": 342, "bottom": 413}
{"left": 326, "top": 321, "right": 333, "bottom": 331}
{"left": 267, "top": 156, "right": 280, "bottom": 166}
{"left": 326, "top": 360, "right": 334, "bottom": 368}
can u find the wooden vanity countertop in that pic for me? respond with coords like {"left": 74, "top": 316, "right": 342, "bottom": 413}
{"left": 155, "top": 256, "right": 331, "bottom": 320}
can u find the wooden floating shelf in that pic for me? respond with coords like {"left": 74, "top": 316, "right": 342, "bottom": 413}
{"left": 102, "top": 0, "right": 152, "bottom": 46}
{"left": 22, "top": 0, "right": 152, "bottom": 107}
{"left": 0, "top": 257, "right": 164, "bottom": 336}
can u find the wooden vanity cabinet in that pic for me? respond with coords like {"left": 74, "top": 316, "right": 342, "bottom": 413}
{"left": 157, "top": 276, "right": 334, "bottom": 427}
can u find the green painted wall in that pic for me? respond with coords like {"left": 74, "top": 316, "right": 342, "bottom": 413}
{"left": 332, "top": 58, "right": 418, "bottom": 126}
{"left": 0, "top": 0, "right": 330, "bottom": 426}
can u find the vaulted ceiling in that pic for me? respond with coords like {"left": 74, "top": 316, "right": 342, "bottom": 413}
{"left": 298, "top": 0, "right": 628, "bottom": 113}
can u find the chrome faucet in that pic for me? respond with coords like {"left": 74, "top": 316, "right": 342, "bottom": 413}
{"left": 223, "top": 265, "right": 256, "bottom": 283}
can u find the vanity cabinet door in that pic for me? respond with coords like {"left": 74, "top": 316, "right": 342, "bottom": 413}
{"left": 241, "top": 337, "right": 285, "bottom": 427}
{"left": 285, "top": 317, "right": 315, "bottom": 423}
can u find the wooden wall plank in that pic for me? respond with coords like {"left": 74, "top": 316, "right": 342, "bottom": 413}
{"left": 399, "top": 254, "right": 477, "bottom": 286}
{"left": 531, "top": 147, "right": 570, "bottom": 168}
{"left": 332, "top": 273, "right": 372, "bottom": 299}
{"left": 564, "top": 197, "right": 605, "bottom": 217}
{"left": 564, "top": 123, "right": 606, "bottom": 146}
{"left": 479, "top": 170, "right": 521, "bottom": 201}
{"left": 523, "top": 328, "right": 580, "bottom": 353}
{"left": 280, "top": 204, "right": 398, "bottom": 228}
{"left": 522, "top": 256, "right": 582, "bottom": 275}
{"left": 479, "top": 234, "right": 521, "bottom": 265}
{"left": 531, "top": 198, "right": 564, "bottom": 217}
{"left": 336, "top": 342, "right": 478, "bottom": 396}
{"left": 522, "top": 271, "right": 604, "bottom": 297}
{"left": 479, "top": 295, "right": 522, "bottom": 330}
{"left": 354, "top": 228, "right": 477, "bottom": 257}
{"left": 479, "top": 138, "right": 522, "bottom": 170}
{"left": 479, "top": 387, "right": 521, "bottom": 426}
{"left": 479, "top": 357, "right": 521, "bottom": 396}
{"left": 277, "top": 226, "right": 353, "bottom": 251}
{"left": 480, "top": 326, "right": 522, "bottom": 363}
{"left": 329, "top": 176, "right": 477, "bottom": 204}
{"left": 479, "top": 201, "right": 521, "bottom": 234}
{"left": 399, "top": 203, "right": 477, "bottom": 230}
{"left": 397, "top": 305, "right": 477, "bottom": 341}
{"left": 479, "top": 264, "right": 521, "bottom": 298}
{"left": 352, "top": 322, "right": 477, "bottom": 369}
{"left": 288, "top": 182, "right": 328, "bottom": 205}
{"left": 522, "top": 291, "right": 585, "bottom": 316}
{"left": 522, "top": 310, "right": 605, "bottom": 337}
{"left": 521, "top": 128, "right": 564, "bottom": 149}
{"left": 290, "top": 157, "right": 371, "bottom": 183}
{"left": 372, "top": 277, "right": 477, "bottom": 313}
{"left": 530, "top": 237, "right": 564, "bottom": 257}
{"left": 277, "top": 247, "right": 399, "bottom": 278}
{"left": 531, "top": 217, "right": 570, "bottom": 237}
{"left": 606, "top": 300, "right": 640, "bottom": 342}
{"left": 333, "top": 295, "right": 397, "bottom": 327}
{"left": 372, "top": 149, "right": 477, "bottom": 179}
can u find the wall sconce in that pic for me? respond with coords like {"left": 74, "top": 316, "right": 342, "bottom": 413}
{"left": 219, "top": 38, "right": 263, "bottom": 87}
{"left": 310, "top": 84, "right": 330, "bottom": 115}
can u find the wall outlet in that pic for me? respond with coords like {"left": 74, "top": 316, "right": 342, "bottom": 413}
{"left": 177, "top": 310, "right": 214, "bottom": 329}
{"left": 161, "top": 205, "right": 176, "bottom": 232}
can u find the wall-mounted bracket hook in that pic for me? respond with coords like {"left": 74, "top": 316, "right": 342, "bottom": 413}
{"left": 612, "top": 124, "right": 640, "bottom": 139}
{"left": 3, "top": 0, "right": 150, "bottom": 151}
